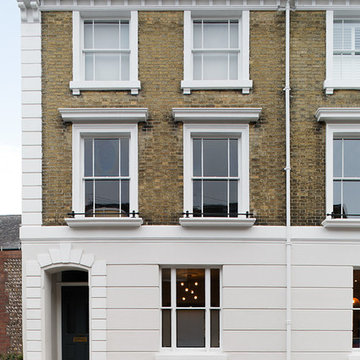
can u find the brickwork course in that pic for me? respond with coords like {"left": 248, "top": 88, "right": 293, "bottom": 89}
{"left": 0, "top": 251, "right": 22, "bottom": 355}
{"left": 42, "top": 10, "right": 286, "bottom": 226}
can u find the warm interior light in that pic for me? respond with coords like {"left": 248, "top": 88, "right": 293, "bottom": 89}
{"left": 195, "top": 282, "right": 198, "bottom": 286}
{"left": 354, "top": 297, "right": 360, "bottom": 306}
{"left": 182, "top": 297, "right": 186, "bottom": 301}
{"left": 194, "top": 296, "right": 198, "bottom": 300}
{"left": 185, "top": 288, "right": 189, "bottom": 292}
{"left": 191, "top": 290, "right": 194, "bottom": 294}
{"left": 180, "top": 282, "right": 184, "bottom": 286}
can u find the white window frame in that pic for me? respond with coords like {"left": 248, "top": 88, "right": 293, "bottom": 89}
{"left": 59, "top": 107, "right": 147, "bottom": 227}
{"left": 317, "top": 107, "right": 360, "bottom": 228}
{"left": 174, "top": 107, "right": 260, "bottom": 227}
{"left": 160, "top": 267, "right": 222, "bottom": 352}
{"left": 324, "top": 11, "right": 360, "bottom": 95}
{"left": 181, "top": 11, "right": 252, "bottom": 95}
{"left": 70, "top": 11, "right": 140, "bottom": 96}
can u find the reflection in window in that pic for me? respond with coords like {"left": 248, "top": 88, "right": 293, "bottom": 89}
{"left": 161, "top": 268, "right": 220, "bottom": 349}
{"left": 333, "top": 138, "right": 360, "bottom": 218}
{"left": 354, "top": 270, "right": 360, "bottom": 348}
{"left": 84, "top": 137, "right": 130, "bottom": 217}
{"left": 193, "top": 138, "right": 239, "bottom": 217}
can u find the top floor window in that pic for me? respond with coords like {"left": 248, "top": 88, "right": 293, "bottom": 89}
{"left": 181, "top": 12, "right": 252, "bottom": 95}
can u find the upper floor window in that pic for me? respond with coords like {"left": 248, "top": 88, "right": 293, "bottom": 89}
{"left": 70, "top": 11, "right": 140, "bottom": 96}
{"left": 181, "top": 12, "right": 252, "bottom": 95}
{"left": 324, "top": 12, "right": 360, "bottom": 94}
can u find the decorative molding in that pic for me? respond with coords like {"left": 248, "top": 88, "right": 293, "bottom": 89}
{"left": 322, "top": 218, "right": 360, "bottom": 228}
{"left": 316, "top": 108, "right": 360, "bottom": 123}
{"left": 173, "top": 107, "right": 261, "bottom": 123}
{"left": 65, "top": 217, "right": 143, "bottom": 228}
{"left": 179, "top": 217, "right": 256, "bottom": 227}
{"left": 59, "top": 107, "right": 148, "bottom": 123}
{"left": 18, "top": 0, "right": 40, "bottom": 23}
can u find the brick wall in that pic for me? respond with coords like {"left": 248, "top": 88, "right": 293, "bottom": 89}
{"left": 0, "top": 250, "right": 22, "bottom": 354}
{"left": 42, "top": 10, "right": 287, "bottom": 225}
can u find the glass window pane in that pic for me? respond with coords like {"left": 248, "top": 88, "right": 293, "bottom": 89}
{"left": 333, "top": 20, "right": 343, "bottom": 51}
{"left": 354, "top": 270, "right": 360, "bottom": 308}
{"left": 121, "top": 54, "right": 130, "bottom": 81}
{"left": 84, "top": 21, "right": 93, "bottom": 49}
{"left": 176, "top": 269, "right": 205, "bottom": 307}
{"left": 354, "top": 310, "right": 360, "bottom": 348}
{"left": 210, "top": 310, "right": 220, "bottom": 348}
{"left": 333, "top": 139, "right": 342, "bottom": 177}
{"left": 203, "top": 21, "right": 228, "bottom": 48}
{"left": 84, "top": 139, "right": 93, "bottom": 177}
{"left": 203, "top": 53, "right": 228, "bottom": 80}
{"left": 120, "top": 138, "right": 129, "bottom": 176}
{"left": 162, "top": 269, "right": 171, "bottom": 307}
{"left": 193, "top": 138, "right": 202, "bottom": 176}
{"left": 162, "top": 310, "right": 171, "bottom": 347}
{"left": 229, "top": 53, "right": 238, "bottom": 80}
{"left": 95, "top": 180, "right": 119, "bottom": 216}
{"left": 95, "top": 54, "right": 120, "bottom": 81}
{"left": 203, "top": 180, "right": 227, "bottom": 217}
{"left": 333, "top": 180, "right": 342, "bottom": 217}
{"left": 193, "top": 21, "right": 202, "bottom": 49}
{"left": 344, "top": 139, "right": 360, "bottom": 177}
{"left": 85, "top": 180, "right": 93, "bottom": 217}
{"left": 229, "top": 180, "right": 238, "bottom": 217}
{"left": 121, "top": 180, "right": 129, "bottom": 216}
{"left": 203, "top": 139, "right": 228, "bottom": 176}
{"left": 94, "top": 21, "right": 119, "bottom": 49}
{"left": 230, "top": 20, "right": 238, "bottom": 48}
{"left": 177, "top": 310, "right": 205, "bottom": 348}
{"left": 211, "top": 269, "right": 220, "bottom": 307}
{"left": 230, "top": 139, "right": 238, "bottom": 177}
{"left": 193, "top": 54, "right": 202, "bottom": 80}
{"left": 343, "top": 181, "right": 360, "bottom": 217}
{"left": 120, "top": 21, "right": 129, "bottom": 49}
{"left": 85, "top": 53, "right": 94, "bottom": 81}
{"left": 193, "top": 180, "right": 202, "bottom": 217}
{"left": 94, "top": 139, "right": 119, "bottom": 176}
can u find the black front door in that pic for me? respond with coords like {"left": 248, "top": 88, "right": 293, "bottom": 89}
{"left": 61, "top": 286, "right": 89, "bottom": 360}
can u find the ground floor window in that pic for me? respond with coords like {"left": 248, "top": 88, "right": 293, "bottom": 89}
{"left": 161, "top": 268, "right": 220, "bottom": 349}
{"left": 354, "top": 269, "right": 360, "bottom": 347}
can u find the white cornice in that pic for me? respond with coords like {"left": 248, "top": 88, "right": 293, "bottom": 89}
{"left": 59, "top": 107, "right": 148, "bottom": 124}
{"left": 18, "top": 0, "right": 40, "bottom": 23}
{"left": 172, "top": 108, "right": 262, "bottom": 123}
{"left": 316, "top": 108, "right": 360, "bottom": 123}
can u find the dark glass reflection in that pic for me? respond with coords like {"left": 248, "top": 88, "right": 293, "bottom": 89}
{"left": 333, "top": 180, "right": 342, "bottom": 218}
{"left": 354, "top": 270, "right": 360, "bottom": 347}
{"left": 85, "top": 180, "right": 93, "bottom": 217}
{"left": 193, "top": 139, "right": 202, "bottom": 177}
{"left": 210, "top": 310, "right": 220, "bottom": 347}
{"left": 162, "top": 310, "right": 171, "bottom": 347}
{"left": 62, "top": 270, "right": 88, "bottom": 282}
{"left": 162, "top": 269, "right": 171, "bottom": 307}
{"left": 94, "top": 139, "right": 119, "bottom": 176}
{"left": 176, "top": 269, "right": 205, "bottom": 307}
{"left": 229, "top": 180, "right": 238, "bottom": 217}
{"left": 120, "top": 138, "right": 129, "bottom": 176}
{"left": 121, "top": 180, "right": 129, "bottom": 216}
{"left": 203, "top": 139, "right": 228, "bottom": 177}
{"left": 193, "top": 180, "right": 202, "bottom": 217}
{"left": 229, "top": 139, "right": 238, "bottom": 177}
{"left": 95, "top": 180, "right": 119, "bottom": 215}
{"left": 84, "top": 139, "right": 93, "bottom": 177}
{"left": 211, "top": 269, "right": 220, "bottom": 307}
{"left": 177, "top": 310, "right": 205, "bottom": 347}
{"left": 203, "top": 180, "right": 227, "bottom": 216}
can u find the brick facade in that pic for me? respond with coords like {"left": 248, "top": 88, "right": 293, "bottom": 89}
{"left": 0, "top": 251, "right": 22, "bottom": 355}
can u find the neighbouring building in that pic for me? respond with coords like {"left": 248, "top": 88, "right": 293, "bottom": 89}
{"left": 0, "top": 215, "right": 22, "bottom": 355}
{"left": 16, "top": 0, "right": 360, "bottom": 359}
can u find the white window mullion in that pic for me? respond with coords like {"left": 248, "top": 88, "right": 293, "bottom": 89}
{"left": 171, "top": 269, "right": 176, "bottom": 349}
{"left": 205, "top": 268, "right": 211, "bottom": 349}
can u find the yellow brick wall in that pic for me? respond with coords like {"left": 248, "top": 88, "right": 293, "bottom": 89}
{"left": 42, "top": 11, "right": 287, "bottom": 225}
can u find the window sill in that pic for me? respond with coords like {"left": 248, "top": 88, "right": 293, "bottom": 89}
{"left": 179, "top": 217, "right": 256, "bottom": 227}
{"left": 324, "top": 79, "right": 360, "bottom": 95}
{"left": 181, "top": 79, "right": 253, "bottom": 95}
{"left": 322, "top": 218, "right": 360, "bottom": 228}
{"left": 65, "top": 217, "right": 143, "bottom": 228}
{"left": 69, "top": 80, "right": 141, "bottom": 95}
{"left": 156, "top": 352, "right": 227, "bottom": 360}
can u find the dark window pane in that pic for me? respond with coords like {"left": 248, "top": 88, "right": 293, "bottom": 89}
{"left": 62, "top": 270, "right": 88, "bottom": 282}
{"left": 162, "top": 269, "right": 171, "bottom": 307}
{"left": 193, "top": 139, "right": 202, "bottom": 177}
{"left": 121, "top": 180, "right": 129, "bottom": 216}
{"left": 333, "top": 139, "right": 342, "bottom": 177}
{"left": 343, "top": 181, "right": 360, "bottom": 217}
{"left": 333, "top": 180, "right": 342, "bottom": 217}
{"left": 229, "top": 180, "right": 238, "bottom": 217}
{"left": 85, "top": 180, "right": 93, "bottom": 217}
{"left": 95, "top": 180, "right": 119, "bottom": 216}
{"left": 211, "top": 269, "right": 220, "bottom": 307}
{"left": 230, "top": 139, "right": 238, "bottom": 177}
{"left": 177, "top": 269, "right": 205, "bottom": 307}
{"left": 344, "top": 139, "right": 360, "bottom": 177}
{"left": 162, "top": 310, "right": 171, "bottom": 347}
{"left": 203, "top": 180, "right": 227, "bottom": 217}
{"left": 354, "top": 270, "right": 360, "bottom": 308}
{"left": 203, "top": 139, "right": 228, "bottom": 177}
{"left": 354, "top": 310, "right": 360, "bottom": 348}
{"left": 121, "top": 138, "right": 129, "bottom": 176}
{"left": 94, "top": 139, "right": 119, "bottom": 176}
{"left": 193, "top": 180, "right": 202, "bottom": 217}
{"left": 210, "top": 310, "right": 220, "bottom": 347}
{"left": 84, "top": 139, "right": 93, "bottom": 177}
{"left": 177, "top": 310, "right": 205, "bottom": 347}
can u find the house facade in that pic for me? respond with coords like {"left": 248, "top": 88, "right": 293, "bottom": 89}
{"left": 17, "top": 0, "right": 360, "bottom": 359}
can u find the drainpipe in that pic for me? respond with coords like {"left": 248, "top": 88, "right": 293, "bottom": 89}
{"left": 284, "top": 1, "right": 292, "bottom": 360}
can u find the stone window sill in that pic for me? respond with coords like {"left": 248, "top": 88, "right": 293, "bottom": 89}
{"left": 324, "top": 79, "right": 360, "bottom": 95}
{"left": 180, "top": 79, "right": 253, "bottom": 95}
{"left": 322, "top": 218, "right": 360, "bottom": 228}
{"left": 65, "top": 217, "right": 143, "bottom": 228}
{"left": 179, "top": 217, "right": 256, "bottom": 227}
{"left": 70, "top": 80, "right": 141, "bottom": 95}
